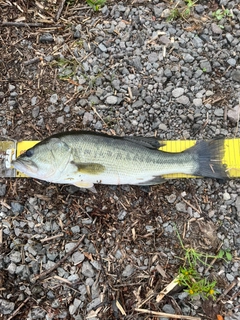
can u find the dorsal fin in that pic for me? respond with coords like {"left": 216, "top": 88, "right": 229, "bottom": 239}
{"left": 123, "top": 136, "right": 165, "bottom": 149}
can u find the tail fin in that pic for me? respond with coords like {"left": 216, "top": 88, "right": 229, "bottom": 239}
{"left": 187, "top": 139, "right": 228, "bottom": 179}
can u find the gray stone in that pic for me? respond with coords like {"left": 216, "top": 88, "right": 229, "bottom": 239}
{"left": 48, "top": 105, "right": 56, "bottom": 113}
{"left": 7, "top": 262, "right": 17, "bottom": 274}
{"left": 183, "top": 53, "right": 194, "bottom": 63}
{"left": 73, "top": 30, "right": 81, "bottom": 38}
{"left": 9, "top": 84, "right": 15, "bottom": 91}
{"left": 39, "top": 33, "right": 54, "bottom": 43}
{"left": 72, "top": 251, "right": 85, "bottom": 265}
{"left": 195, "top": 4, "right": 205, "bottom": 14}
{"left": 211, "top": 23, "right": 223, "bottom": 34}
{"left": 172, "top": 88, "right": 184, "bottom": 98}
{"left": 31, "top": 96, "right": 37, "bottom": 106}
{"left": 194, "top": 69, "right": 203, "bottom": 78}
{"left": 214, "top": 108, "right": 224, "bottom": 117}
{"left": 166, "top": 194, "right": 177, "bottom": 204}
{"left": 15, "top": 265, "right": 30, "bottom": 279}
{"left": 29, "top": 307, "right": 47, "bottom": 318}
{"left": 132, "top": 99, "right": 143, "bottom": 108}
{"left": 81, "top": 261, "right": 95, "bottom": 278}
{"left": 88, "top": 95, "right": 99, "bottom": 104}
{"left": 71, "top": 225, "right": 80, "bottom": 233}
{"left": 228, "top": 105, "right": 240, "bottom": 123}
{"left": 32, "top": 106, "right": 40, "bottom": 118}
{"left": 0, "top": 184, "right": 6, "bottom": 196}
{"left": 0, "top": 299, "right": 15, "bottom": 315}
{"left": 82, "top": 112, "right": 93, "bottom": 125}
{"left": 106, "top": 95, "right": 118, "bottom": 105}
{"left": 193, "top": 98, "right": 202, "bottom": 107}
{"left": 98, "top": 43, "right": 107, "bottom": 52}
{"left": 91, "top": 282, "right": 100, "bottom": 299}
{"left": 226, "top": 273, "right": 235, "bottom": 282}
{"left": 176, "top": 202, "right": 187, "bottom": 213}
{"left": 50, "top": 94, "right": 58, "bottom": 104}
{"left": 69, "top": 298, "right": 82, "bottom": 315}
{"left": 65, "top": 242, "right": 77, "bottom": 252}
{"left": 111, "top": 79, "right": 121, "bottom": 90}
{"left": 153, "top": 5, "right": 164, "bottom": 17}
{"left": 132, "top": 56, "right": 143, "bottom": 70}
{"left": 223, "top": 192, "right": 231, "bottom": 201}
{"left": 148, "top": 52, "right": 159, "bottom": 63}
{"left": 235, "top": 196, "right": 240, "bottom": 213}
{"left": 164, "top": 69, "right": 172, "bottom": 77}
{"left": 200, "top": 60, "right": 212, "bottom": 73}
{"left": 118, "top": 210, "right": 127, "bottom": 220}
{"left": 162, "top": 304, "right": 175, "bottom": 314}
{"left": 11, "top": 202, "right": 23, "bottom": 213}
{"left": 192, "top": 36, "right": 203, "bottom": 48}
{"left": 159, "top": 123, "right": 168, "bottom": 131}
{"left": 226, "top": 33, "right": 234, "bottom": 43}
{"left": 176, "top": 95, "right": 190, "bottom": 105}
{"left": 159, "top": 35, "right": 171, "bottom": 45}
{"left": 57, "top": 116, "right": 65, "bottom": 124}
{"left": 227, "top": 58, "right": 236, "bottom": 66}
{"left": 122, "top": 264, "right": 135, "bottom": 277}
{"left": 10, "top": 251, "right": 21, "bottom": 263}
{"left": 86, "top": 297, "right": 101, "bottom": 312}
{"left": 232, "top": 70, "right": 240, "bottom": 82}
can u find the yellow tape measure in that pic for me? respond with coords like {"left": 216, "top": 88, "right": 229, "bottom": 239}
{"left": 15, "top": 139, "right": 240, "bottom": 178}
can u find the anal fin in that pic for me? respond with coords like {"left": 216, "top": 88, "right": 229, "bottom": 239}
{"left": 135, "top": 176, "right": 166, "bottom": 186}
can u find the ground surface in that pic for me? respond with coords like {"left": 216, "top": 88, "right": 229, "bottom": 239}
{"left": 0, "top": 0, "right": 240, "bottom": 319}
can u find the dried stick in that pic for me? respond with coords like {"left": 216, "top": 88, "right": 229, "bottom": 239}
{"left": 156, "top": 275, "right": 180, "bottom": 302}
{"left": 216, "top": 278, "right": 239, "bottom": 303}
{"left": 7, "top": 296, "right": 30, "bottom": 320}
{"left": 32, "top": 235, "right": 85, "bottom": 281}
{"left": 23, "top": 57, "right": 41, "bottom": 66}
{"left": 135, "top": 308, "right": 201, "bottom": 320}
{"left": 1, "top": 22, "right": 47, "bottom": 27}
{"left": 55, "top": 0, "right": 66, "bottom": 21}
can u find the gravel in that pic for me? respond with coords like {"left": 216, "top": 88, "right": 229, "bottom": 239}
{"left": 1, "top": 0, "right": 240, "bottom": 319}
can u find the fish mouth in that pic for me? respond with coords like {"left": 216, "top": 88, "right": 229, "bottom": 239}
{"left": 12, "top": 159, "right": 38, "bottom": 175}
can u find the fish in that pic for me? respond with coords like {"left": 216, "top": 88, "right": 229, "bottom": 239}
{"left": 12, "top": 131, "right": 228, "bottom": 192}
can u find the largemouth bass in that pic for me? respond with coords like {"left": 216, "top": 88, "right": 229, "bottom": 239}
{"left": 12, "top": 131, "right": 228, "bottom": 192}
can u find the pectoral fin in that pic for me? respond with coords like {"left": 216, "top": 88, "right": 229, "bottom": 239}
{"left": 73, "top": 181, "right": 97, "bottom": 193}
{"left": 71, "top": 162, "right": 105, "bottom": 175}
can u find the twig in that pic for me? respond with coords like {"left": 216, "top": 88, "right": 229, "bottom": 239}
{"left": 40, "top": 232, "right": 64, "bottom": 243}
{"left": 0, "top": 22, "right": 49, "bottom": 27}
{"left": 7, "top": 296, "right": 31, "bottom": 320}
{"left": 181, "top": 198, "right": 201, "bottom": 214}
{"left": 216, "top": 278, "right": 239, "bottom": 303}
{"left": 135, "top": 308, "right": 201, "bottom": 320}
{"left": 23, "top": 57, "right": 41, "bottom": 66}
{"left": 0, "top": 223, "right": 2, "bottom": 244}
{"left": 156, "top": 275, "right": 180, "bottom": 302}
{"left": 55, "top": 0, "right": 66, "bottom": 21}
{"left": 32, "top": 235, "right": 85, "bottom": 281}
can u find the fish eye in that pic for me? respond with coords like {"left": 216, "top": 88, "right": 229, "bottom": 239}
{"left": 25, "top": 149, "right": 34, "bottom": 157}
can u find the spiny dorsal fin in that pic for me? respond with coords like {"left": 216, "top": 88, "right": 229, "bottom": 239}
{"left": 123, "top": 136, "right": 165, "bottom": 149}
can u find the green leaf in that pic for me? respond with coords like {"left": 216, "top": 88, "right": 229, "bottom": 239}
{"left": 218, "top": 249, "right": 225, "bottom": 259}
{"left": 225, "top": 251, "right": 232, "bottom": 261}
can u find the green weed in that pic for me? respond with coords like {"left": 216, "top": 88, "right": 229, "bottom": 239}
{"left": 212, "top": 9, "right": 233, "bottom": 21}
{"left": 175, "top": 227, "right": 232, "bottom": 300}
{"left": 167, "top": 0, "right": 198, "bottom": 21}
{"left": 86, "top": 0, "right": 106, "bottom": 11}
